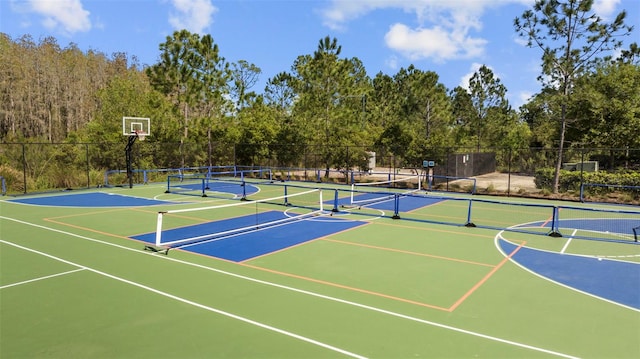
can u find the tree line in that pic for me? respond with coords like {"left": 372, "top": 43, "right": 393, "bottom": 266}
{"left": 1, "top": 0, "right": 638, "bottom": 194}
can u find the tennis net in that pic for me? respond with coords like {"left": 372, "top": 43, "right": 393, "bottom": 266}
{"left": 155, "top": 188, "right": 325, "bottom": 248}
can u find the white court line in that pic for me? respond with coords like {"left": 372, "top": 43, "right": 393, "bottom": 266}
{"left": 560, "top": 229, "right": 578, "bottom": 254}
{"left": 496, "top": 232, "right": 640, "bottom": 313}
{"left": 0, "top": 215, "right": 580, "bottom": 359}
{"left": 0, "top": 239, "right": 367, "bottom": 359}
{"left": 0, "top": 268, "right": 85, "bottom": 289}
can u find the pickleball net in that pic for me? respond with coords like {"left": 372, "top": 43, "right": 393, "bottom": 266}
{"left": 348, "top": 175, "right": 422, "bottom": 208}
{"left": 154, "top": 188, "right": 325, "bottom": 248}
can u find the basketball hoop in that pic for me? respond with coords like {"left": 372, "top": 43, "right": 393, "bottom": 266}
{"left": 135, "top": 130, "right": 147, "bottom": 141}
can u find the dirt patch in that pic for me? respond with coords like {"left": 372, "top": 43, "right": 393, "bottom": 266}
{"left": 472, "top": 172, "right": 538, "bottom": 193}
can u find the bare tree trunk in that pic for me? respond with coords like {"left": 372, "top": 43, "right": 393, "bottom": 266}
{"left": 553, "top": 103, "right": 567, "bottom": 194}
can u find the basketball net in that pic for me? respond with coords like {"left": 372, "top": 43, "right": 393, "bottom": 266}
{"left": 135, "top": 130, "right": 147, "bottom": 141}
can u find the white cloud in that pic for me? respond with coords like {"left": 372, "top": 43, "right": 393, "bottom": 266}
{"left": 459, "top": 62, "right": 484, "bottom": 90}
{"left": 518, "top": 91, "right": 533, "bottom": 105}
{"left": 321, "top": 0, "right": 533, "bottom": 62}
{"left": 28, "top": 0, "right": 91, "bottom": 34}
{"left": 513, "top": 35, "right": 529, "bottom": 47}
{"left": 385, "top": 23, "right": 486, "bottom": 63}
{"left": 169, "top": 0, "right": 217, "bottom": 34}
{"left": 592, "top": 0, "right": 621, "bottom": 19}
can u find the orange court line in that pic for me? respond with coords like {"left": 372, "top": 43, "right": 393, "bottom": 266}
{"left": 373, "top": 220, "right": 495, "bottom": 239}
{"left": 321, "top": 238, "right": 495, "bottom": 267}
{"left": 447, "top": 241, "right": 526, "bottom": 312}
{"left": 43, "top": 209, "right": 506, "bottom": 313}
{"left": 239, "top": 261, "right": 451, "bottom": 311}
{"left": 46, "top": 207, "right": 130, "bottom": 220}
{"left": 539, "top": 207, "right": 560, "bottom": 228}
{"left": 44, "top": 217, "right": 132, "bottom": 241}
{"left": 242, "top": 222, "right": 372, "bottom": 263}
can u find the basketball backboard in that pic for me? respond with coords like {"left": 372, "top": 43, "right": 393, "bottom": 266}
{"left": 122, "top": 117, "right": 151, "bottom": 137}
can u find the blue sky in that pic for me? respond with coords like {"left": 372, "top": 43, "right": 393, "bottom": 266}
{"left": 1, "top": 0, "right": 638, "bottom": 108}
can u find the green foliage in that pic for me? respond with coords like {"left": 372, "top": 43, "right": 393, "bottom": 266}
{"left": 514, "top": 0, "right": 634, "bottom": 193}
{"left": 535, "top": 167, "right": 640, "bottom": 197}
{"left": 570, "top": 62, "right": 640, "bottom": 148}
{"left": 2, "top": 28, "right": 640, "bottom": 198}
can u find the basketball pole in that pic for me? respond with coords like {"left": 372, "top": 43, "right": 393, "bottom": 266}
{"left": 125, "top": 132, "right": 139, "bottom": 189}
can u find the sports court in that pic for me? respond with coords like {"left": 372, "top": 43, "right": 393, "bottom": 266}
{"left": 1, "top": 172, "right": 639, "bottom": 358}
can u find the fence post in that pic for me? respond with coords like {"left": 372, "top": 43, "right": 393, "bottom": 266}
{"left": 85, "top": 143, "right": 91, "bottom": 189}
{"left": 22, "top": 143, "right": 27, "bottom": 194}
{"left": 579, "top": 146, "right": 585, "bottom": 202}
{"left": 507, "top": 148, "right": 512, "bottom": 197}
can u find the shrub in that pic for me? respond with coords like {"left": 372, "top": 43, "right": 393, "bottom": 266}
{"left": 535, "top": 167, "right": 640, "bottom": 200}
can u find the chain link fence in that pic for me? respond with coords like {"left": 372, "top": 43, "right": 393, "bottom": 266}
{"left": 1, "top": 141, "right": 638, "bottom": 203}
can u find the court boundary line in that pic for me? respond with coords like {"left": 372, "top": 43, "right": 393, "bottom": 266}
{"left": 321, "top": 238, "right": 495, "bottom": 267}
{"left": 314, "top": 237, "right": 522, "bottom": 312}
{"left": 560, "top": 229, "right": 577, "bottom": 254}
{"left": 4, "top": 192, "right": 175, "bottom": 208}
{"left": 0, "top": 238, "right": 368, "bottom": 359}
{"left": 505, "top": 225, "right": 640, "bottom": 260}
{"left": 495, "top": 233, "right": 640, "bottom": 313}
{"left": 0, "top": 215, "right": 580, "bottom": 359}
{"left": 0, "top": 268, "right": 85, "bottom": 289}
{"left": 448, "top": 241, "right": 525, "bottom": 312}
{"left": 240, "top": 260, "right": 450, "bottom": 311}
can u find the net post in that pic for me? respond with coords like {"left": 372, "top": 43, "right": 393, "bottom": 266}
{"left": 165, "top": 175, "right": 171, "bottom": 193}
{"left": 283, "top": 185, "right": 290, "bottom": 206}
{"left": 464, "top": 199, "right": 476, "bottom": 227}
{"left": 332, "top": 189, "right": 339, "bottom": 212}
{"left": 200, "top": 178, "right": 208, "bottom": 197}
{"left": 633, "top": 226, "right": 639, "bottom": 242}
{"left": 240, "top": 179, "right": 248, "bottom": 201}
{"left": 155, "top": 211, "right": 166, "bottom": 246}
{"left": 319, "top": 189, "right": 324, "bottom": 212}
{"left": 548, "top": 206, "right": 563, "bottom": 237}
{"left": 392, "top": 194, "right": 401, "bottom": 219}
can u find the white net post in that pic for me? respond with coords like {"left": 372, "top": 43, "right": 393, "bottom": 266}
{"left": 155, "top": 211, "right": 166, "bottom": 246}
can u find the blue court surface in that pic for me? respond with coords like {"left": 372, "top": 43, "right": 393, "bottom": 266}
{"left": 499, "top": 239, "right": 640, "bottom": 310}
{"left": 169, "top": 180, "right": 259, "bottom": 197}
{"left": 8, "top": 192, "right": 174, "bottom": 207}
{"left": 335, "top": 193, "right": 444, "bottom": 211}
{"left": 132, "top": 211, "right": 367, "bottom": 262}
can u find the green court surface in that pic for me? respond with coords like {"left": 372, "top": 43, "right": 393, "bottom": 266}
{"left": 1, "top": 181, "right": 639, "bottom": 358}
